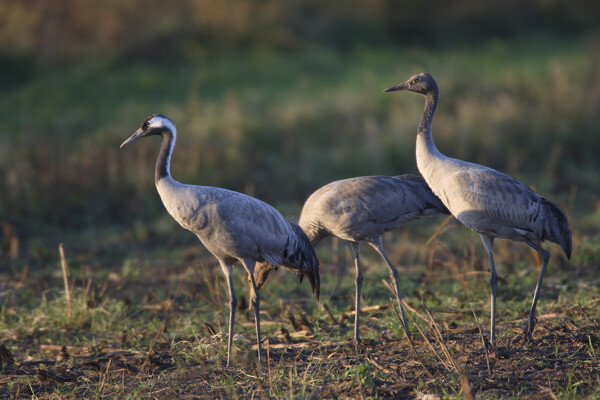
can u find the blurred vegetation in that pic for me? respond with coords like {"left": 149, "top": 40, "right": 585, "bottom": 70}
{"left": 0, "top": 4, "right": 599, "bottom": 396}
{"left": 0, "top": 0, "right": 598, "bottom": 258}
{"left": 0, "top": 0, "right": 598, "bottom": 58}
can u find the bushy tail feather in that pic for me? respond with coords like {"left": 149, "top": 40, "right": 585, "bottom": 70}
{"left": 252, "top": 223, "right": 321, "bottom": 300}
{"left": 287, "top": 222, "right": 320, "bottom": 300}
{"left": 543, "top": 198, "right": 572, "bottom": 259}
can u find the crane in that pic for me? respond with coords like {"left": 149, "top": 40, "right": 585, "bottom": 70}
{"left": 384, "top": 73, "right": 572, "bottom": 344}
{"left": 254, "top": 174, "right": 449, "bottom": 344}
{"left": 120, "top": 114, "right": 320, "bottom": 366}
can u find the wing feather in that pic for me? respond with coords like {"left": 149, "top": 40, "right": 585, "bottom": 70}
{"left": 445, "top": 165, "right": 570, "bottom": 252}
{"left": 300, "top": 175, "right": 447, "bottom": 242}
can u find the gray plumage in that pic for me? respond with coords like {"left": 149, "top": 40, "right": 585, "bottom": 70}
{"left": 255, "top": 174, "right": 449, "bottom": 344}
{"left": 300, "top": 175, "right": 448, "bottom": 245}
{"left": 120, "top": 114, "right": 319, "bottom": 366}
{"left": 385, "top": 73, "right": 572, "bottom": 344}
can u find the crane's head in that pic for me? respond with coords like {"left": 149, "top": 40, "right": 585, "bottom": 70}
{"left": 383, "top": 72, "right": 437, "bottom": 95}
{"left": 120, "top": 114, "right": 176, "bottom": 148}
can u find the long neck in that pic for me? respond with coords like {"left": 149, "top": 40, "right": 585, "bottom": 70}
{"left": 415, "top": 87, "right": 448, "bottom": 183}
{"left": 155, "top": 131, "right": 175, "bottom": 184}
{"left": 418, "top": 89, "right": 439, "bottom": 144}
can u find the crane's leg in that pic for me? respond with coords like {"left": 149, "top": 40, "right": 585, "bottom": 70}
{"left": 218, "top": 260, "right": 237, "bottom": 367}
{"left": 522, "top": 240, "right": 550, "bottom": 339}
{"left": 349, "top": 242, "right": 363, "bottom": 346}
{"left": 368, "top": 237, "right": 411, "bottom": 339}
{"left": 241, "top": 258, "right": 262, "bottom": 363}
{"left": 480, "top": 234, "right": 498, "bottom": 345}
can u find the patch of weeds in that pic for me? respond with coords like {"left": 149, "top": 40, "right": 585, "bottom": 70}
{"left": 120, "top": 259, "right": 143, "bottom": 279}
{"left": 344, "top": 362, "right": 375, "bottom": 389}
{"left": 588, "top": 335, "right": 597, "bottom": 361}
{"left": 172, "top": 335, "right": 227, "bottom": 365}
{"left": 589, "top": 380, "right": 600, "bottom": 399}
{"left": 573, "top": 235, "right": 600, "bottom": 266}
{"left": 5, "top": 375, "right": 36, "bottom": 394}
{"left": 554, "top": 362, "right": 585, "bottom": 399}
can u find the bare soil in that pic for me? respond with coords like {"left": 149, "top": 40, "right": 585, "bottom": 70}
{"left": 2, "top": 305, "right": 599, "bottom": 399}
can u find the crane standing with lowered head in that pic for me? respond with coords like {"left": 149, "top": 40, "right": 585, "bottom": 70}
{"left": 120, "top": 114, "right": 320, "bottom": 367}
{"left": 254, "top": 174, "right": 449, "bottom": 345}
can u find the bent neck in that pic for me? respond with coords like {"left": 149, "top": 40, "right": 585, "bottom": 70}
{"left": 299, "top": 220, "right": 326, "bottom": 248}
{"left": 156, "top": 131, "right": 175, "bottom": 184}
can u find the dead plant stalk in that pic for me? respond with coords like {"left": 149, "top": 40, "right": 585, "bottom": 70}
{"left": 472, "top": 309, "right": 491, "bottom": 375}
{"left": 390, "top": 299, "right": 435, "bottom": 379}
{"left": 402, "top": 301, "right": 449, "bottom": 368}
{"left": 267, "top": 340, "right": 280, "bottom": 400}
{"left": 423, "top": 303, "right": 460, "bottom": 373}
{"left": 59, "top": 243, "right": 72, "bottom": 322}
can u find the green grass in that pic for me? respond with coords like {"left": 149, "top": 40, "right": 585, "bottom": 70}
{"left": 2, "top": 214, "right": 599, "bottom": 397}
{"left": 1, "top": 33, "right": 599, "bottom": 398}
{"left": 1, "top": 34, "right": 599, "bottom": 240}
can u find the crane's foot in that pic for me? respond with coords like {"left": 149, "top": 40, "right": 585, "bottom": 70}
{"left": 521, "top": 315, "right": 537, "bottom": 339}
{"left": 352, "top": 338, "right": 365, "bottom": 353}
{"left": 511, "top": 317, "right": 537, "bottom": 345}
{"left": 482, "top": 334, "right": 496, "bottom": 353}
{"left": 511, "top": 333, "right": 529, "bottom": 345}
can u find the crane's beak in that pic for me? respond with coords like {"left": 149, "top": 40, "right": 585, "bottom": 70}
{"left": 383, "top": 82, "right": 407, "bottom": 92}
{"left": 120, "top": 128, "right": 145, "bottom": 148}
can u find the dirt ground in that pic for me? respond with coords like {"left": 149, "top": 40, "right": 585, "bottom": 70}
{"left": 2, "top": 304, "right": 599, "bottom": 399}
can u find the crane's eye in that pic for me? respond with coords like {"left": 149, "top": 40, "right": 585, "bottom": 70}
{"left": 413, "top": 78, "right": 420, "bottom": 84}
{"left": 143, "top": 120, "right": 150, "bottom": 130}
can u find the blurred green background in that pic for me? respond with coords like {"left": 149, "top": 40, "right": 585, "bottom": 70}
{"left": 0, "top": 0, "right": 599, "bottom": 262}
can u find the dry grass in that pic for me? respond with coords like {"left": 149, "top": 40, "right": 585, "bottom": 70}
{"left": 1, "top": 219, "right": 599, "bottom": 398}
{"left": 1, "top": 302, "right": 599, "bottom": 399}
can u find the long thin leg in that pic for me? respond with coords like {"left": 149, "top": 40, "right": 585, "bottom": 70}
{"left": 522, "top": 240, "right": 550, "bottom": 338}
{"left": 349, "top": 242, "right": 363, "bottom": 345}
{"left": 480, "top": 234, "right": 497, "bottom": 345}
{"left": 368, "top": 236, "right": 411, "bottom": 339}
{"left": 241, "top": 258, "right": 262, "bottom": 363}
{"left": 218, "top": 259, "right": 237, "bottom": 367}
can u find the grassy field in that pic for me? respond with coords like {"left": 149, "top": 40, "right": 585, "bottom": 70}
{"left": 1, "top": 33, "right": 600, "bottom": 398}
{"left": 1, "top": 218, "right": 599, "bottom": 398}
{"left": 1, "top": 34, "right": 599, "bottom": 234}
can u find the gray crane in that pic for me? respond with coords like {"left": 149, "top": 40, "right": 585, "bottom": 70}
{"left": 384, "top": 73, "right": 572, "bottom": 344}
{"left": 120, "top": 114, "right": 320, "bottom": 366}
{"left": 254, "top": 174, "right": 449, "bottom": 345}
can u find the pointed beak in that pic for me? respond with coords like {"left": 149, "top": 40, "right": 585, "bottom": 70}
{"left": 120, "top": 128, "right": 144, "bottom": 148}
{"left": 383, "top": 82, "right": 407, "bottom": 92}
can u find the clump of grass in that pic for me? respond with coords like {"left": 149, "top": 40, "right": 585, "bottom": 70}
{"left": 5, "top": 287, "right": 129, "bottom": 336}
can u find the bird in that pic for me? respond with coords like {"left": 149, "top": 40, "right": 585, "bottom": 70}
{"left": 120, "top": 114, "right": 320, "bottom": 366}
{"left": 253, "top": 174, "right": 449, "bottom": 345}
{"left": 384, "top": 73, "right": 572, "bottom": 345}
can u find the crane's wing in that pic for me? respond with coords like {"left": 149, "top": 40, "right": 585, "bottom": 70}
{"left": 212, "top": 192, "right": 297, "bottom": 262}
{"left": 302, "top": 175, "right": 447, "bottom": 242}
{"left": 445, "top": 165, "right": 571, "bottom": 256}
{"left": 188, "top": 188, "right": 320, "bottom": 296}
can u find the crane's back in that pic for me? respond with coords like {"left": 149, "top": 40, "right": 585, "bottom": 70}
{"left": 157, "top": 176, "right": 294, "bottom": 262}
{"left": 299, "top": 175, "right": 448, "bottom": 244}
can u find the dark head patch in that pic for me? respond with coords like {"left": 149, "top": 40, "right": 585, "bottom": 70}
{"left": 142, "top": 115, "right": 154, "bottom": 130}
